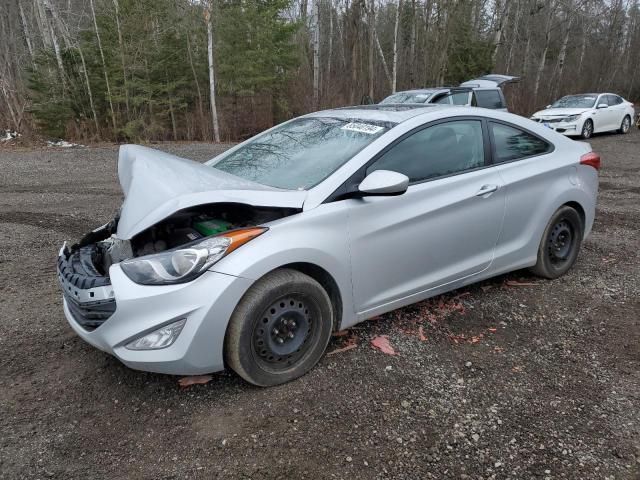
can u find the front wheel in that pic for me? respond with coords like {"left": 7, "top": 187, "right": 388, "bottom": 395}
{"left": 224, "top": 269, "right": 334, "bottom": 386}
{"left": 529, "top": 206, "right": 583, "bottom": 279}
{"left": 580, "top": 119, "right": 593, "bottom": 139}
{"left": 618, "top": 115, "right": 631, "bottom": 134}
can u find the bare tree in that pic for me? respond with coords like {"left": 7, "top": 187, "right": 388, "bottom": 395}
{"left": 392, "top": 0, "right": 401, "bottom": 93}
{"left": 90, "top": 0, "right": 116, "bottom": 132}
{"left": 312, "top": 0, "right": 320, "bottom": 108}
{"left": 205, "top": 1, "right": 220, "bottom": 142}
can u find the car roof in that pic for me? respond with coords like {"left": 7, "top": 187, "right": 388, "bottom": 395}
{"left": 391, "top": 88, "right": 449, "bottom": 94}
{"left": 304, "top": 104, "right": 451, "bottom": 124}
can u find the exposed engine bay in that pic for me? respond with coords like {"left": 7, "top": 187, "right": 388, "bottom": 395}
{"left": 68, "top": 203, "right": 298, "bottom": 277}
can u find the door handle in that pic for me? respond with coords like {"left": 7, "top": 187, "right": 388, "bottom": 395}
{"left": 475, "top": 184, "right": 499, "bottom": 196}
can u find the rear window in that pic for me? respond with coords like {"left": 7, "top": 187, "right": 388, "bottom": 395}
{"left": 490, "top": 122, "right": 551, "bottom": 162}
{"left": 475, "top": 90, "right": 504, "bottom": 109}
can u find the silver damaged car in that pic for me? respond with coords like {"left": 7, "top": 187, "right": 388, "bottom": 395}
{"left": 57, "top": 105, "right": 600, "bottom": 386}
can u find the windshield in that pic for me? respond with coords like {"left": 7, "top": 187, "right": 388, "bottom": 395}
{"left": 210, "top": 117, "right": 390, "bottom": 190}
{"left": 550, "top": 95, "right": 597, "bottom": 109}
{"left": 380, "top": 92, "right": 433, "bottom": 104}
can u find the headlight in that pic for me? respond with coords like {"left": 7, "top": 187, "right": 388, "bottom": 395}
{"left": 565, "top": 114, "right": 581, "bottom": 122}
{"left": 121, "top": 227, "right": 267, "bottom": 285}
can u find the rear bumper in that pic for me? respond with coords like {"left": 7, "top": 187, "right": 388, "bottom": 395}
{"left": 59, "top": 247, "right": 253, "bottom": 375}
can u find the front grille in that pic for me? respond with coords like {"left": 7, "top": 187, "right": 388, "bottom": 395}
{"left": 58, "top": 244, "right": 116, "bottom": 331}
{"left": 65, "top": 295, "right": 116, "bottom": 331}
{"left": 536, "top": 117, "right": 571, "bottom": 124}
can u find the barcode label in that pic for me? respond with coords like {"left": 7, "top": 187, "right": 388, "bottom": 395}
{"left": 341, "top": 122, "right": 384, "bottom": 135}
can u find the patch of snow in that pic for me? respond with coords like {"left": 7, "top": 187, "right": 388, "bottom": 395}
{"left": 1, "top": 130, "right": 21, "bottom": 142}
{"left": 46, "top": 139, "right": 85, "bottom": 148}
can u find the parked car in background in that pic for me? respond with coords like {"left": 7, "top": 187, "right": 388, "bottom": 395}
{"left": 530, "top": 93, "right": 635, "bottom": 139}
{"left": 379, "top": 74, "right": 519, "bottom": 112}
{"left": 58, "top": 104, "right": 598, "bottom": 386}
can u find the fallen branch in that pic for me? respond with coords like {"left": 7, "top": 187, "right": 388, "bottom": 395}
{"left": 327, "top": 344, "right": 358, "bottom": 356}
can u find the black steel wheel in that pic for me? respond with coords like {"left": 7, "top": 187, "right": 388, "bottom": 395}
{"left": 224, "top": 269, "right": 333, "bottom": 386}
{"left": 530, "top": 206, "right": 583, "bottom": 279}
{"left": 252, "top": 295, "right": 319, "bottom": 372}
{"left": 581, "top": 119, "right": 593, "bottom": 139}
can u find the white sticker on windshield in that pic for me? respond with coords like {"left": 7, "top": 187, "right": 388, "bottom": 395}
{"left": 341, "top": 122, "right": 384, "bottom": 135}
{"left": 415, "top": 94, "right": 429, "bottom": 100}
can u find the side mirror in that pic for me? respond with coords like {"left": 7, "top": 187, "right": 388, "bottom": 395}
{"left": 546, "top": 105, "right": 551, "bottom": 109}
{"left": 358, "top": 170, "right": 409, "bottom": 196}
{"left": 597, "top": 103, "right": 608, "bottom": 109}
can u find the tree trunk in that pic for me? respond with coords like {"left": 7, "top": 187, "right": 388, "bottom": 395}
{"left": 90, "top": 0, "right": 117, "bottom": 133}
{"left": 505, "top": 0, "right": 522, "bottom": 73}
{"left": 327, "top": 7, "right": 333, "bottom": 90}
{"left": 532, "top": 2, "right": 555, "bottom": 105}
{"left": 187, "top": 32, "right": 206, "bottom": 139}
{"left": 367, "top": 0, "right": 375, "bottom": 99}
{"left": 205, "top": 2, "right": 221, "bottom": 142}
{"left": 312, "top": 0, "right": 320, "bottom": 109}
{"left": 408, "top": 0, "right": 416, "bottom": 86}
{"left": 18, "top": 1, "right": 35, "bottom": 63}
{"left": 392, "top": 0, "right": 401, "bottom": 93}
{"left": 77, "top": 43, "right": 100, "bottom": 134}
{"left": 39, "top": 0, "right": 66, "bottom": 86}
{"left": 112, "top": 0, "right": 130, "bottom": 118}
{"left": 491, "top": 0, "right": 511, "bottom": 67}
{"left": 551, "top": 13, "right": 573, "bottom": 99}
{"left": 374, "top": 30, "right": 392, "bottom": 89}
{"left": 349, "top": 1, "right": 362, "bottom": 104}
{"left": 34, "top": 0, "right": 52, "bottom": 49}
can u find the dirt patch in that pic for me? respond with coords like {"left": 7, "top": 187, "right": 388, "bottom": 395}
{"left": 0, "top": 132, "right": 639, "bottom": 479}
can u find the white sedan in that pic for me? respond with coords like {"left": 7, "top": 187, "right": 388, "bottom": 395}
{"left": 530, "top": 93, "right": 635, "bottom": 139}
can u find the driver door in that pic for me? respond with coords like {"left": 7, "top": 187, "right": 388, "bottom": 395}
{"left": 346, "top": 119, "right": 506, "bottom": 316}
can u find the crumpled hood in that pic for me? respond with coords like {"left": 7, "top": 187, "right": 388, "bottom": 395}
{"left": 116, "top": 145, "right": 307, "bottom": 239}
{"left": 532, "top": 108, "right": 590, "bottom": 118}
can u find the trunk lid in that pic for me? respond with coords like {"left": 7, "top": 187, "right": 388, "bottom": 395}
{"left": 116, "top": 145, "right": 307, "bottom": 239}
{"left": 460, "top": 74, "right": 520, "bottom": 88}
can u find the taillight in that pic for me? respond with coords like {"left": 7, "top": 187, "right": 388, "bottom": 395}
{"left": 580, "top": 152, "right": 601, "bottom": 170}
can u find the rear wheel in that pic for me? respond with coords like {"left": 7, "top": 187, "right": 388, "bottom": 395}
{"left": 224, "top": 269, "right": 333, "bottom": 387}
{"left": 618, "top": 115, "right": 631, "bottom": 134}
{"left": 530, "top": 206, "right": 583, "bottom": 279}
{"left": 580, "top": 119, "right": 593, "bottom": 139}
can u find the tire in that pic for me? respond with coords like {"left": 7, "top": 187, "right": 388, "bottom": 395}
{"left": 580, "top": 119, "right": 593, "bottom": 139}
{"left": 618, "top": 115, "right": 631, "bottom": 134}
{"left": 224, "top": 269, "right": 334, "bottom": 387}
{"left": 529, "top": 206, "right": 583, "bottom": 279}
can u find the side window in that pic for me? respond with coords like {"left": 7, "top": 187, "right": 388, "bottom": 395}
{"left": 598, "top": 95, "right": 609, "bottom": 107}
{"left": 450, "top": 91, "right": 471, "bottom": 105}
{"left": 433, "top": 94, "right": 451, "bottom": 105}
{"left": 609, "top": 95, "right": 622, "bottom": 105}
{"left": 490, "top": 122, "right": 551, "bottom": 162}
{"left": 366, "top": 120, "right": 485, "bottom": 183}
{"left": 475, "top": 90, "right": 504, "bottom": 109}
{"left": 434, "top": 92, "right": 471, "bottom": 106}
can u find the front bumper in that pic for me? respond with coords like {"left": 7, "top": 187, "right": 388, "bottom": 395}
{"left": 59, "top": 246, "right": 253, "bottom": 375}
{"left": 532, "top": 118, "right": 580, "bottom": 135}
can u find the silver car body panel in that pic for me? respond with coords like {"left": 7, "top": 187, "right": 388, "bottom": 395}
{"left": 117, "top": 145, "right": 307, "bottom": 239}
{"left": 60, "top": 106, "right": 598, "bottom": 374}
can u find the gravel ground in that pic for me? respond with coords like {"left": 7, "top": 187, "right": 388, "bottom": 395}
{"left": 0, "top": 132, "right": 639, "bottom": 480}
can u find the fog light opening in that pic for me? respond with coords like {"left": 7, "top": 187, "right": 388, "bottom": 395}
{"left": 125, "top": 319, "right": 187, "bottom": 350}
